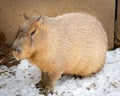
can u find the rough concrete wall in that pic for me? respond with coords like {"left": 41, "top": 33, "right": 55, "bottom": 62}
{"left": 115, "top": 0, "right": 120, "bottom": 48}
{"left": 0, "top": 0, "right": 115, "bottom": 49}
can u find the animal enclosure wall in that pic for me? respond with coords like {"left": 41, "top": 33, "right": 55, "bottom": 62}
{"left": 0, "top": 0, "right": 115, "bottom": 49}
{"left": 115, "top": 0, "right": 120, "bottom": 48}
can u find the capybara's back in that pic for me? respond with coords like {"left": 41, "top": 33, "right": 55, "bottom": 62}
{"left": 12, "top": 12, "right": 108, "bottom": 94}
{"left": 45, "top": 13, "right": 108, "bottom": 76}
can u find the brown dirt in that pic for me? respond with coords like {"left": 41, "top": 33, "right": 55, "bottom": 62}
{"left": 0, "top": 43, "right": 20, "bottom": 67}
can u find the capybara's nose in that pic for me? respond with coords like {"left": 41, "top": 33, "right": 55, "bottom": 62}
{"left": 12, "top": 45, "right": 17, "bottom": 51}
{"left": 11, "top": 46, "right": 16, "bottom": 51}
{"left": 12, "top": 46, "right": 21, "bottom": 53}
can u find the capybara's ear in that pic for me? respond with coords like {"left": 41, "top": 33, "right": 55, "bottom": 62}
{"left": 23, "top": 13, "right": 30, "bottom": 20}
{"left": 36, "top": 16, "right": 41, "bottom": 22}
{"left": 37, "top": 16, "right": 45, "bottom": 24}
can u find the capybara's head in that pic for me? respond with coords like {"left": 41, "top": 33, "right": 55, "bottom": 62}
{"left": 12, "top": 14, "right": 47, "bottom": 60}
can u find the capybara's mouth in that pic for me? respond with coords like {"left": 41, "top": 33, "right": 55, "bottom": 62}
{"left": 12, "top": 51, "right": 21, "bottom": 61}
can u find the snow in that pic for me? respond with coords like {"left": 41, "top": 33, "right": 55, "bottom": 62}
{"left": 0, "top": 48, "right": 120, "bottom": 96}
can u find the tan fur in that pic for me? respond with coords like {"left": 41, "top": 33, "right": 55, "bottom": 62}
{"left": 12, "top": 12, "right": 108, "bottom": 94}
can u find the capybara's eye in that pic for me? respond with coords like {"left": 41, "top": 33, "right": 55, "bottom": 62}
{"left": 30, "top": 28, "right": 36, "bottom": 36}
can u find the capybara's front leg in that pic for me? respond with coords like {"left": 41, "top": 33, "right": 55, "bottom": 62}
{"left": 36, "top": 72, "right": 49, "bottom": 89}
{"left": 36, "top": 71, "right": 62, "bottom": 95}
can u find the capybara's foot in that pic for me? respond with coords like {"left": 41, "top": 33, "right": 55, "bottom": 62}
{"left": 39, "top": 85, "right": 53, "bottom": 95}
{"left": 36, "top": 81, "right": 53, "bottom": 95}
{"left": 36, "top": 81, "right": 46, "bottom": 89}
{"left": 36, "top": 72, "right": 54, "bottom": 95}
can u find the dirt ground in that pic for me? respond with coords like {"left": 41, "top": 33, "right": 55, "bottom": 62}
{"left": 0, "top": 32, "right": 19, "bottom": 67}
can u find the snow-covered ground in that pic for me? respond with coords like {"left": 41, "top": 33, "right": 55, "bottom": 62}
{"left": 0, "top": 48, "right": 120, "bottom": 96}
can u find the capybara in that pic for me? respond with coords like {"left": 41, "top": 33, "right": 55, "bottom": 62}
{"left": 12, "top": 13, "right": 108, "bottom": 95}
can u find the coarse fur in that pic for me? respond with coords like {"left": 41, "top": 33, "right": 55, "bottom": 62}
{"left": 12, "top": 12, "right": 108, "bottom": 95}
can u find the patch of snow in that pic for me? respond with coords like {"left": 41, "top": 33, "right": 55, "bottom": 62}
{"left": 0, "top": 48, "right": 120, "bottom": 96}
